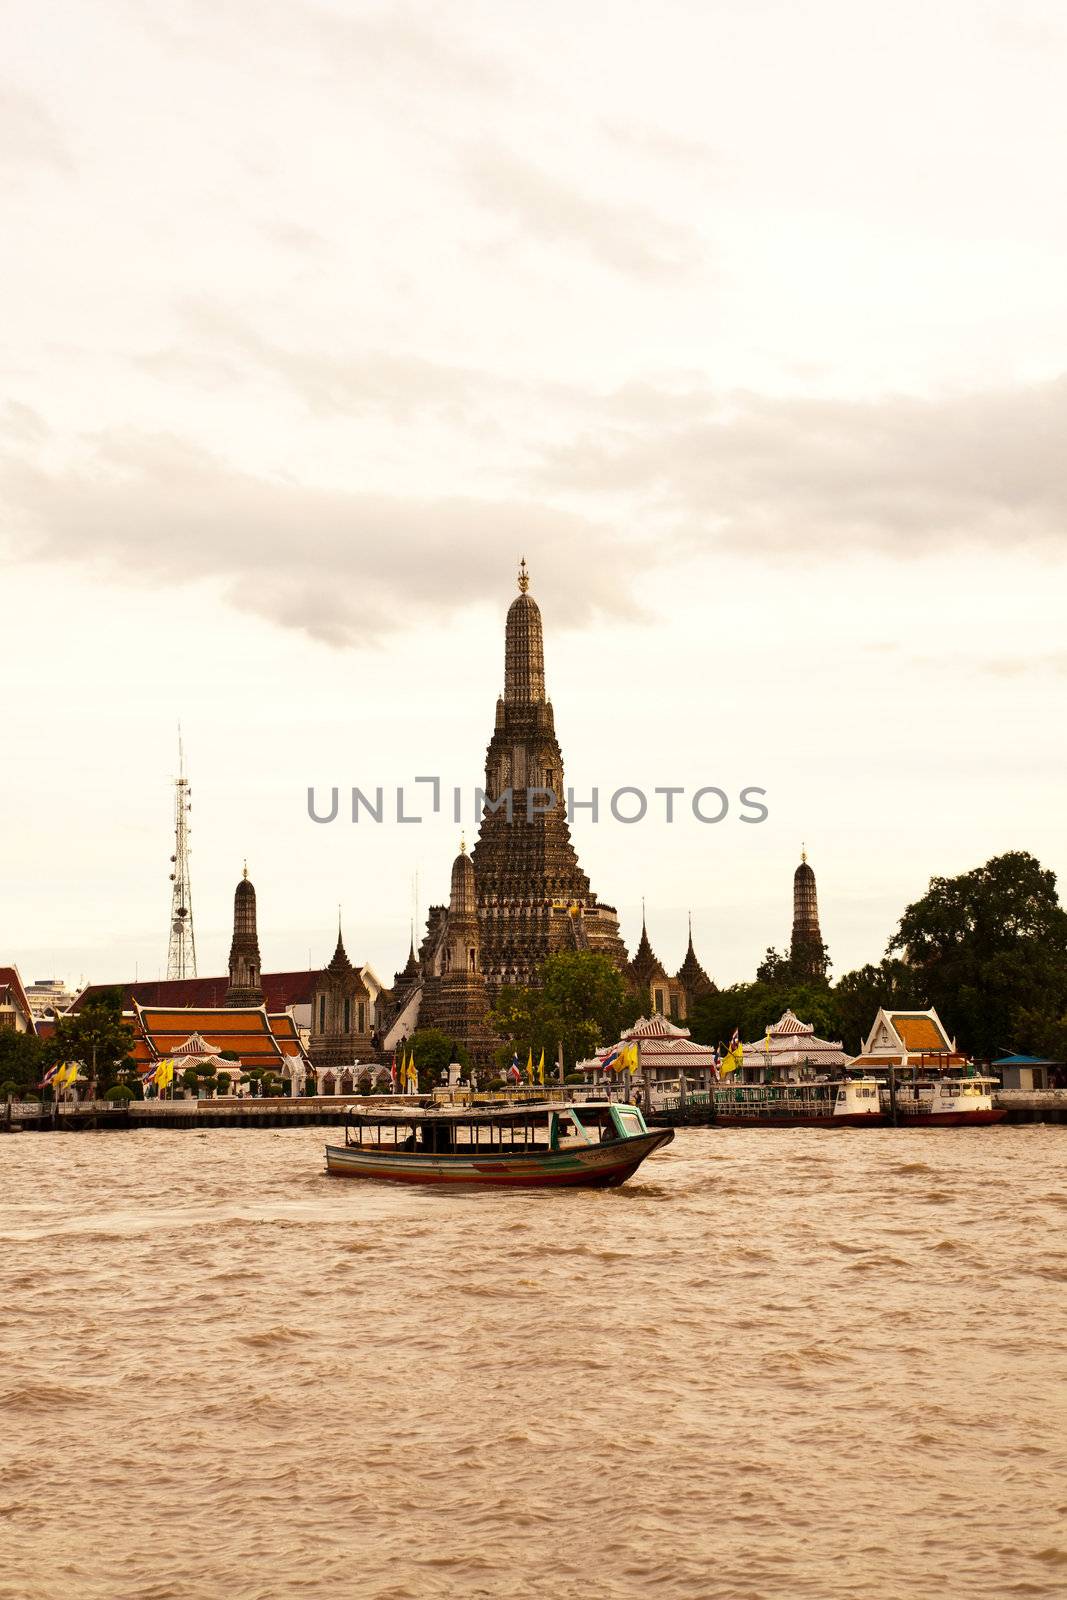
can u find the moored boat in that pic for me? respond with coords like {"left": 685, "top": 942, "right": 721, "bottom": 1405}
{"left": 887, "top": 1074, "right": 1006, "bottom": 1126}
{"left": 324, "top": 1097, "right": 674, "bottom": 1187}
{"left": 713, "top": 1076, "right": 885, "bottom": 1128}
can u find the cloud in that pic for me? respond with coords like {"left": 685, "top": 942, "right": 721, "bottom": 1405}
{"left": 537, "top": 374, "right": 1067, "bottom": 555}
{"left": 0, "top": 84, "right": 73, "bottom": 180}
{"left": 465, "top": 148, "right": 705, "bottom": 280}
{"left": 0, "top": 429, "right": 641, "bottom": 646}
{"left": 136, "top": 0, "right": 508, "bottom": 95}
{"left": 141, "top": 300, "right": 512, "bottom": 422}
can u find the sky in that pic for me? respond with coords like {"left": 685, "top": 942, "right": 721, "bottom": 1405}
{"left": 2, "top": 0, "right": 1066, "bottom": 995}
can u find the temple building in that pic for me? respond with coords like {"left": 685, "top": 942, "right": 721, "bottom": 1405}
{"left": 468, "top": 560, "right": 629, "bottom": 992}
{"left": 629, "top": 909, "right": 716, "bottom": 1023}
{"left": 739, "top": 1009, "right": 846, "bottom": 1082}
{"left": 396, "top": 841, "right": 496, "bottom": 1067}
{"left": 789, "top": 849, "right": 829, "bottom": 979}
{"left": 224, "top": 865, "right": 264, "bottom": 1007}
{"left": 308, "top": 927, "right": 374, "bottom": 1070}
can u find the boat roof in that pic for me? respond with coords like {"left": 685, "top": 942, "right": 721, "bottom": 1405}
{"left": 346, "top": 1099, "right": 619, "bottom": 1127}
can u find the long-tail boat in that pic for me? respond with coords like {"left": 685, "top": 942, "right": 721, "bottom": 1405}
{"left": 324, "top": 1097, "right": 673, "bottom": 1187}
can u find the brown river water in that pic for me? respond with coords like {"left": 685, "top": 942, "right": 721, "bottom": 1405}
{"left": 2, "top": 1124, "right": 1066, "bottom": 1600}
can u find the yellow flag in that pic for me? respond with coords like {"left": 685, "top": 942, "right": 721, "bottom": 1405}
{"left": 407, "top": 1053, "right": 417, "bottom": 1092}
{"left": 55, "top": 1063, "right": 71, "bottom": 1089}
{"left": 526, "top": 1048, "right": 534, "bottom": 1084}
{"left": 721, "top": 1046, "right": 742, "bottom": 1076}
{"left": 536, "top": 1048, "right": 545, "bottom": 1084}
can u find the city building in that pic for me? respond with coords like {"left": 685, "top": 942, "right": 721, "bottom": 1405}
{"left": 24, "top": 977, "right": 78, "bottom": 1020}
{"left": 589, "top": 1012, "right": 716, "bottom": 1089}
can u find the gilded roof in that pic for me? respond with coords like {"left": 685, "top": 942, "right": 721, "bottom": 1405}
{"left": 890, "top": 1014, "right": 950, "bottom": 1051}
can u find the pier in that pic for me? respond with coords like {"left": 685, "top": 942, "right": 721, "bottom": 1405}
{"left": 2, "top": 1095, "right": 410, "bottom": 1133}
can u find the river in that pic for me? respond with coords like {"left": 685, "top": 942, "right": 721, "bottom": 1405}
{"left": 2, "top": 1124, "right": 1066, "bottom": 1599}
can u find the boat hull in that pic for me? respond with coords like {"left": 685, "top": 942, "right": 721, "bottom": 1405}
{"left": 894, "top": 1108, "right": 1008, "bottom": 1126}
{"left": 324, "top": 1127, "right": 674, "bottom": 1186}
{"left": 714, "top": 1112, "right": 886, "bottom": 1128}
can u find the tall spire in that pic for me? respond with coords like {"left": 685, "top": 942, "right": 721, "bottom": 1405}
{"left": 224, "top": 864, "right": 263, "bottom": 1006}
{"left": 791, "top": 848, "right": 828, "bottom": 980}
{"left": 504, "top": 559, "right": 546, "bottom": 704}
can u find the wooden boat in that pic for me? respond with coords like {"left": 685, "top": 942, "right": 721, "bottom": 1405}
{"left": 324, "top": 1098, "right": 673, "bottom": 1187}
{"left": 887, "top": 1074, "right": 1007, "bottom": 1126}
{"left": 713, "top": 1075, "right": 885, "bottom": 1128}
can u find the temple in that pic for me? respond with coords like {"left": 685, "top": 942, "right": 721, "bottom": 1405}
{"left": 629, "top": 908, "right": 716, "bottom": 1023}
{"left": 308, "top": 925, "right": 374, "bottom": 1069}
{"left": 468, "top": 560, "right": 628, "bottom": 992}
{"left": 397, "top": 841, "right": 496, "bottom": 1066}
{"left": 224, "top": 865, "right": 264, "bottom": 1007}
{"left": 790, "top": 848, "right": 829, "bottom": 979}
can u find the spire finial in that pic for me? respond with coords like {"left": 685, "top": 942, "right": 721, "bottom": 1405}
{"left": 242, "top": 859, "right": 248, "bottom": 881}
{"left": 641, "top": 895, "right": 647, "bottom": 930}
{"left": 460, "top": 832, "right": 467, "bottom": 855}
{"left": 518, "top": 556, "right": 529, "bottom": 593}
{"left": 801, "top": 842, "right": 807, "bottom": 864}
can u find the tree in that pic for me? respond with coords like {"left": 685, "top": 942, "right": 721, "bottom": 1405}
{"left": 832, "top": 959, "right": 928, "bottom": 1056}
{"left": 888, "top": 851, "right": 1067, "bottom": 1059}
{"left": 490, "top": 952, "right": 643, "bottom": 1072}
{"left": 43, "top": 991, "right": 135, "bottom": 1093}
{"left": 404, "top": 1030, "right": 470, "bottom": 1090}
{"left": 689, "top": 980, "right": 843, "bottom": 1052}
{"left": 0, "top": 1030, "right": 46, "bottom": 1096}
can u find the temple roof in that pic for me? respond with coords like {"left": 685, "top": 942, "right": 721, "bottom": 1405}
{"left": 132, "top": 1001, "right": 300, "bottom": 1068}
{"left": 504, "top": 559, "right": 546, "bottom": 705}
{"left": 675, "top": 921, "right": 714, "bottom": 995}
{"left": 630, "top": 915, "right": 666, "bottom": 984}
{"left": 623, "top": 1013, "right": 692, "bottom": 1041}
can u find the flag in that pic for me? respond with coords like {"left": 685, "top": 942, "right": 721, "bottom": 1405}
{"left": 41, "top": 1062, "right": 60, "bottom": 1087}
{"left": 406, "top": 1052, "right": 417, "bottom": 1093}
{"left": 620, "top": 1043, "right": 638, "bottom": 1074}
{"left": 508, "top": 1053, "right": 522, "bottom": 1083}
{"left": 525, "top": 1048, "right": 534, "bottom": 1084}
{"left": 721, "top": 1034, "right": 743, "bottom": 1075}
{"left": 390, "top": 1052, "right": 397, "bottom": 1089}
{"left": 600, "top": 1044, "right": 621, "bottom": 1074}
{"left": 536, "top": 1048, "right": 545, "bottom": 1085}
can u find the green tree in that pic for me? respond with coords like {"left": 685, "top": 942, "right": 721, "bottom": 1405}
{"left": 490, "top": 951, "right": 642, "bottom": 1072}
{"left": 832, "top": 958, "right": 928, "bottom": 1055}
{"left": 43, "top": 991, "right": 135, "bottom": 1094}
{"left": 0, "top": 1030, "right": 46, "bottom": 1096}
{"left": 403, "top": 1029, "right": 471, "bottom": 1090}
{"left": 888, "top": 851, "right": 1067, "bottom": 1059}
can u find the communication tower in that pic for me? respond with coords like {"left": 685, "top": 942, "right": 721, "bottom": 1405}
{"left": 166, "top": 726, "right": 197, "bottom": 979}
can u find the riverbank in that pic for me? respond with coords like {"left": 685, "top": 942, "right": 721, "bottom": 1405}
{"left": 5, "top": 1088, "right": 1067, "bottom": 1132}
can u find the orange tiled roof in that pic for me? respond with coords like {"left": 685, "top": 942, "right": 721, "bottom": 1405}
{"left": 135, "top": 1003, "right": 287, "bottom": 1068}
{"left": 268, "top": 1014, "right": 305, "bottom": 1057}
{"left": 891, "top": 1014, "right": 949, "bottom": 1051}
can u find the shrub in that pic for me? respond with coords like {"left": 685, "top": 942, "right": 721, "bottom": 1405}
{"left": 216, "top": 1072, "right": 232, "bottom": 1095}
{"left": 1, "top": 1080, "right": 21, "bottom": 1098}
{"left": 104, "top": 1084, "right": 135, "bottom": 1102}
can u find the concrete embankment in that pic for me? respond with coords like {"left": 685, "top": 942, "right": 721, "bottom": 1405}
{"left": 2, "top": 1095, "right": 415, "bottom": 1132}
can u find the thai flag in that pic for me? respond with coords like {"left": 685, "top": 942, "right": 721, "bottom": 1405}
{"left": 390, "top": 1055, "right": 397, "bottom": 1087}
{"left": 600, "top": 1044, "right": 621, "bottom": 1072}
{"left": 508, "top": 1054, "right": 522, "bottom": 1083}
{"left": 40, "top": 1063, "right": 59, "bottom": 1086}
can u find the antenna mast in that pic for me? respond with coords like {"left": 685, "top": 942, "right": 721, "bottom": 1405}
{"left": 166, "top": 725, "right": 197, "bottom": 979}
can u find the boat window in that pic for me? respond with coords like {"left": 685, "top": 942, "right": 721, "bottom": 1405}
{"left": 941, "top": 1086, "right": 959, "bottom": 1097}
{"left": 616, "top": 1111, "right": 643, "bottom": 1138}
{"left": 836, "top": 1090, "right": 847, "bottom": 1103}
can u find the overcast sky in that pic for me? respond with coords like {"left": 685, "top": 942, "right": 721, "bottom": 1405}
{"left": 3, "top": 0, "right": 1066, "bottom": 997}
